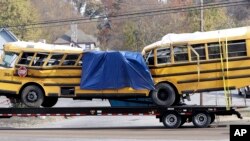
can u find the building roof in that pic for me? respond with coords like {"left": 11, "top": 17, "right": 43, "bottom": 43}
{"left": 0, "top": 28, "right": 19, "bottom": 41}
{"left": 54, "top": 29, "right": 97, "bottom": 44}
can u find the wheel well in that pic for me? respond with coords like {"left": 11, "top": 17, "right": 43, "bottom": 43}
{"left": 19, "top": 82, "right": 45, "bottom": 97}
{"left": 156, "top": 81, "right": 179, "bottom": 97}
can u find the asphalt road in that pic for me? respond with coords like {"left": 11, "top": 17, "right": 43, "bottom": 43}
{"left": 0, "top": 115, "right": 248, "bottom": 141}
{"left": 0, "top": 126, "right": 231, "bottom": 141}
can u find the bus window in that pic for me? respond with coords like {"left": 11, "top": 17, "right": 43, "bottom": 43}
{"left": 157, "top": 48, "right": 171, "bottom": 64}
{"left": 77, "top": 55, "right": 82, "bottom": 66}
{"left": 18, "top": 52, "right": 35, "bottom": 65}
{"left": 32, "top": 53, "right": 48, "bottom": 66}
{"left": 191, "top": 44, "right": 206, "bottom": 61}
{"left": 145, "top": 50, "right": 155, "bottom": 65}
{"left": 46, "top": 54, "right": 64, "bottom": 66}
{"left": 173, "top": 46, "right": 188, "bottom": 62}
{"left": 62, "top": 54, "right": 79, "bottom": 66}
{"left": 208, "top": 42, "right": 221, "bottom": 59}
{"left": 227, "top": 40, "right": 247, "bottom": 57}
{"left": 1, "top": 52, "right": 18, "bottom": 67}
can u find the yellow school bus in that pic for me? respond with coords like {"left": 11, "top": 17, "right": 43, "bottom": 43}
{"left": 0, "top": 42, "right": 149, "bottom": 107}
{"left": 142, "top": 26, "right": 250, "bottom": 106}
{"left": 1, "top": 26, "right": 249, "bottom": 108}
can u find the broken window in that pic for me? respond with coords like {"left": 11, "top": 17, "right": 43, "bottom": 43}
{"left": 157, "top": 48, "right": 171, "bottom": 64}
{"left": 191, "top": 44, "right": 206, "bottom": 61}
{"left": 46, "top": 54, "right": 64, "bottom": 66}
{"left": 18, "top": 52, "right": 35, "bottom": 65}
{"left": 32, "top": 53, "right": 48, "bottom": 66}
{"left": 173, "top": 45, "right": 188, "bottom": 62}
{"left": 62, "top": 54, "right": 79, "bottom": 66}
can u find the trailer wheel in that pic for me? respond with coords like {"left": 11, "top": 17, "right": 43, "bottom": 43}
{"left": 162, "top": 112, "right": 182, "bottom": 128}
{"left": 210, "top": 113, "right": 215, "bottom": 124}
{"left": 192, "top": 112, "right": 211, "bottom": 128}
{"left": 42, "top": 97, "right": 58, "bottom": 107}
{"left": 151, "top": 83, "right": 175, "bottom": 106}
{"left": 21, "top": 85, "right": 44, "bottom": 107}
{"left": 245, "top": 91, "right": 250, "bottom": 98}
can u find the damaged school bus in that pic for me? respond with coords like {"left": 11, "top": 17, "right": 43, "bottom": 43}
{"left": 142, "top": 26, "right": 250, "bottom": 107}
{"left": 0, "top": 41, "right": 154, "bottom": 107}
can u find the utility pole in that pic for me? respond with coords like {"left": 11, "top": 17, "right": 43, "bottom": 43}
{"left": 200, "top": 0, "right": 204, "bottom": 106}
{"left": 200, "top": 0, "right": 204, "bottom": 32}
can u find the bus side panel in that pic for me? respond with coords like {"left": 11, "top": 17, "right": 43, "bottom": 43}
{"left": 0, "top": 83, "right": 19, "bottom": 95}
{"left": 151, "top": 58, "right": 250, "bottom": 94}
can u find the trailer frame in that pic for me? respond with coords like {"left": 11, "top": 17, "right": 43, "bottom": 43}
{"left": 0, "top": 105, "right": 244, "bottom": 128}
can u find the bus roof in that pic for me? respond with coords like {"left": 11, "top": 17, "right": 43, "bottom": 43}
{"left": 142, "top": 26, "right": 250, "bottom": 54}
{"left": 4, "top": 41, "right": 84, "bottom": 53}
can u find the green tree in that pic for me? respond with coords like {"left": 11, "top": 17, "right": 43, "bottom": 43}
{"left": 123, "top": 22, "right": 139, "bottom": 51}
{"left": 0, "top": 0, "right": 42, "bottom": 40}
{"left": 188, "top": 8, "right": 235, "bottom": 32}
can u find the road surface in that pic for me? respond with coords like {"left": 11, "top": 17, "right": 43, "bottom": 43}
{"left": 0, "top": 126, "right": 233, "bottom": 141}
{"left": 0, "top": 114, "right": 248, "bottom": 141}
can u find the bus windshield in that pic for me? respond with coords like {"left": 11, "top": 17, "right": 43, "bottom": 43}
{"left": 1, "top": 52, "right": 18, "bottom": 68}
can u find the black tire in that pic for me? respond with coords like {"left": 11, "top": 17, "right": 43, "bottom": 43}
{"left": 173, "top": 93, "right": 181, "bottom": 105}
{"left": 162, "top": 112, "right": 182, "bottom": 128}
{"left": 42, "top": 97, "right": 58, "bottom": 107}
{"left": 245, "top": 91, "right": 250, "bottom": 98}
{"left": 246, "top": 94, "right": 250, "bottom": 98}
{"left": 21, "top": 85, "right": 44, "bottom": 107}
{"left": 192, "top": 112, "right": 211, "bottom": 128}
{"left": 151, "top": 83, "right": 176, "bottom": 106}
{"left": 210, "top": 113, "right": 215, "bottom": 124}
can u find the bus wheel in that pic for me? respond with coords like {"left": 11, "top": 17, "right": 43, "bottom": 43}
{"left": 21, "top": 85, "right": 44, "bottom": 107}
{"left": 42, "top": 97, "right": 58, "bottom": 107}
{"left": 192, "top": 112, "right": 211, "bottom": 128}
{"left": 162, "top": 112, "right": 182, "bottom": 128}
{"left": 151, "top": 83, "right": 175, "bottom": 106}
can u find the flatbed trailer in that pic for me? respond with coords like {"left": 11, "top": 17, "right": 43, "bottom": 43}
{"left": 0, "top": 105, "right": 244, "bottom": 128}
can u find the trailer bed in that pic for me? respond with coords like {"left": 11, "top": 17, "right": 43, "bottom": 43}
{"left": 0, "top": 105, "right": 244, "bottom": 128}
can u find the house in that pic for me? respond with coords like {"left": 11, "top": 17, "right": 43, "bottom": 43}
{"left": 54, "top": 25, "right": 100, "bottom": 51}
{"left": 0, "top": 28, "right": 19, "bottom": 54}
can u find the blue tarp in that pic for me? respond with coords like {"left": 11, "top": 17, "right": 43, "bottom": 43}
{"left": 80, "top": 51, "right": 155, "bottom": 90}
